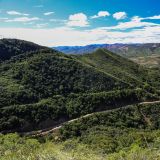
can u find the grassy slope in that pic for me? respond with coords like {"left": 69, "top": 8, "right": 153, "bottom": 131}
{"left": 109, "top": 43, "right": 160, "bottom": 58}
{"left": 131, "top": 54, "right": 160, "bottom": 68}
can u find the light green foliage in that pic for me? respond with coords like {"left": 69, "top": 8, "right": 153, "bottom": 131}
{"left": 0, "top": 130, "right": 160, "bottom": 160}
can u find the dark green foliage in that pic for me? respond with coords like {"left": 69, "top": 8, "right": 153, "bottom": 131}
{"left": 65, "top": 88, "right": 149, "bottom": 118}
{"left": 0, "top": 96, "right": 66, "bottom": 131}
{"left": 147, "top": 67, "right": 160, "bottom": 90}
{"left": 60, "top": 103, "right": 160, "bottom": 139}
{"left": 0, "top": 89, "right": 152, "bottom": 132}
{"left": 0, "top": 49, "right": 129, "bottom": 107}
{"left": 75, "top": 48, "right": 149, "bottom": 86}
{"left": 0, "top": 39, "right": 159, "bottom": 133}
{"left": 0, "top": 39, "right": 47, "bottom": 61}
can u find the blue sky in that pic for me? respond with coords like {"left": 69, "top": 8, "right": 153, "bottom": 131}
{"left": 0, "top": 0, "right": 160, "bottom": 46}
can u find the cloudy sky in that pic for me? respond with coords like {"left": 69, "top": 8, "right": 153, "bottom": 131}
{"left": 0, "top": 0, "right": 160, "bottom": 46}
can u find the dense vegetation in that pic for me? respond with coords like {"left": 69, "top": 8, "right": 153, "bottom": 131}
{"left": 75, "top": 48, "right": 149, "bottom": 85}
{"left": 0, "top": 39, "right": 47, "bottom": 61}
{"left": 0, "top": 130, "right": 160, "bottom": 160}
{"left": 0, "top": 39, "right": 160, "bottom": 159}
{"left": 1, "top": 103, "right": 160, "bottom": 160}
{"left": 1, "top": 88, "right": 153, "bottom": 132}
{"left": 0, "top": 48, "right": 130, "bottom": 108}
{"left": 60, "top": 103, "right": 160, "bottom": 139}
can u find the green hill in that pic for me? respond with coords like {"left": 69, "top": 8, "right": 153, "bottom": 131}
{"left": 0, "top": 48, "right": 129, "bottom": 108}
{"left": 74, "top": 48, "right": 149, "bottom": 86}
{"left": 0, "top": 39, "right": 47, "bottom": 61}
{"left": 0, "top": 39, "right": 159, "bottom": 133}
{"left": 0, "top": 39, "right": 160, "bottom": 160}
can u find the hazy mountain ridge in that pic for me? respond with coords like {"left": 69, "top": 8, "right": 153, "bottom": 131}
{"left": 54, "top": 43, "right": 160, "bottom": 58}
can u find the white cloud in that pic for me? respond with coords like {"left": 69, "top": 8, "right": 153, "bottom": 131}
{"left": 113, "top": 12, "right": 127, "bottom": 20}
{"left": 0, "top": 24, "right": 159, "bottom": 47}
{"left": 91, "top": 11, "right": 110, "bottom": 19}
{"left": 0, "top": 14, "right": 160, "bottom": 46}
{"left": 44, "top": 12, "right": 54, "bottom": 16}
{"left": 5, "top": 17, "right": 40, "bottom": 22}
{"left": 7, "top": 11, "right": 29, "bottom": 16}
{"left": 50, "top": 19, "right": 67, "bottom": 23}
{"left": 102, "top": 16, "right": 158, "bottom": 30}
{"left": 145, "top": 15, "right": 160, "bottom": 20}
{"left": 66, "top": 13, "right": 89, "bottom": 27}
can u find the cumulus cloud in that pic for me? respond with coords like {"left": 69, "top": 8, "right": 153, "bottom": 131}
{"left": 44, "top": 12, "right": 54, "bottom": 16}
{"left": 0, "top": 13, "right": 160, "bottom": 46}
{"left": 66, "top": 13, "right": 89, "bottom": 27}
{"left": 91, "top": 11, "right": 110, "bottom": 19}
{"left": 113, "top": 12, "right": 127, "bottom": 20}
{"left": 7, "top": 11, "right": 29, "bottom": 16}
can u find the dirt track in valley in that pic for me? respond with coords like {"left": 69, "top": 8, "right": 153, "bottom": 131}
{"left": 22, "top": 100, "right": 160, "bottom": 137}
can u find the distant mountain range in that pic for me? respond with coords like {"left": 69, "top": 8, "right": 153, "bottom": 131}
{"left": 54, "top": 43, "right": 160, "bottom": 58}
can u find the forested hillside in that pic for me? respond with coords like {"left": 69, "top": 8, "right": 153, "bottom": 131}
{"left": 74, "top": 48, "right": 149, "bottom": 85}
{"left": 0, "top": 39, "right": 159, "bottom": 133}
{"left": 1, "top": 102, "right": 160, "bottom": 160}
{"left": 0, "top": 39, "right": 47, "bottom": 61}
{"left": 0, "top": 39, "right": 160, "bottom": 160}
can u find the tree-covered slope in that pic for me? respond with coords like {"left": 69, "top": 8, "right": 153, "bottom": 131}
{"left": 60, "top": 102, "right": 160, "bottom": 139}
{"left": 74, "top": 48, "right": 149, "bottom": 86}
{"left": 0, "top": 48, "right": 130, "bottom": 108}
{"left": 1, "top": 89, "right": 151, "bottom": 132}
{"left": 0, "top": 39, "right": 47, "bottom": 61}
{"left": 0, "top": 39, "right": 159, "bottom": 133}
{"left": 2, "top": 102, "right": 160, "bottom": 160}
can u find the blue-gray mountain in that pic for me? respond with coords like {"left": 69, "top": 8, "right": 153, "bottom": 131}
{"left": 54, "top": 43, "right": 160, "bottom": 58}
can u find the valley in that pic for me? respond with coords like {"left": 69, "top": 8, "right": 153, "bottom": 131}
{"left": 0, "top": 39, "right": 160, "bottom": 160}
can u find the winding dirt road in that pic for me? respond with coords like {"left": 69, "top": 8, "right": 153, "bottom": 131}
{"left": 22, "top": 100, "right": 160, "bottom": 137}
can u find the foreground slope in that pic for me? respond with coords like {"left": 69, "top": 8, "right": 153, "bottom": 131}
{"left": 1, "top": 102, "right": 160, "bottom": 160}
